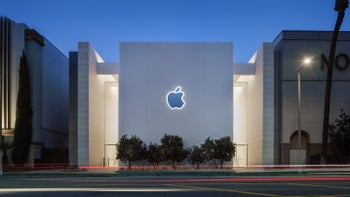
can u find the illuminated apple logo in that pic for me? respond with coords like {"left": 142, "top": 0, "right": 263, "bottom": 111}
{"left": 166, "top": 86, "right": 185, "bottom": 110}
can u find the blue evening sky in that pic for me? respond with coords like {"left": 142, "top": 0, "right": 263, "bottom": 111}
{"left": 1, "top": 0, "right": 349, "bottom": 62}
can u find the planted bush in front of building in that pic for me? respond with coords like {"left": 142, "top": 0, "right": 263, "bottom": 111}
{"left": 116, "top": 135, "right": 147, "bottom": 169}
{"left": 201, "top": 137, "right": 217, "bottom": 167}
{"left": 214, "top": 136, "right": 236, "bottom": 169}
{"left": 116, "top": 134, "right": 235, "bottom": 169}
{"left": 200, "top": 137, "right": 236, "bottom": 169}
{"left": 328, "top": 109, "right": 350, "bottom": 163}
{"left": 188, "top": 145, "right": 205, "bottom": 169}
{"left": 159, "top": 134, "right": 188, "bottom": 169}
{"left": 146, "top": 142, "right": 161, "bottom": 169}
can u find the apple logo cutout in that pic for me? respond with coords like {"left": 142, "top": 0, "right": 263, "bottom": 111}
{"left": 166, "top": 86, "right": 185, "bottom": 110}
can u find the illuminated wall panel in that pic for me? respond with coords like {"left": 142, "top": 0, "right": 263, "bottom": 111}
{"left": 119, "top": 43, "right": 233, "bottom": 147}
{"left": 234, "top": 43, "right": 274, "bottom": 166}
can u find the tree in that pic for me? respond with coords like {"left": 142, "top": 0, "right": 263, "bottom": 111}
{"left": 159, "top": 134, "right": 187, "bottom": 169}
{"left": 201, "top": 136, "right": 235, "bottom": 168}
{"left": 12, "top": 52, "right": 33, "bottom": 165}
{"left": 146, "top": 142, "right": 161, "bottom": 169}
{"left": 214, "top": 136, "right": 235, "bottom": 169}
{"left": 116, "top": 135, "right": 146, "bottom": 169}
{"left": 201, "top": 137, "right": 217, "bottom": 167}
{"left": 329, "top": 109, "right": 350, "bottom": 162}
{"left": 322, "top": 0, "right": 349, "bottom": 163}
{"left": 189, "top": 145, "right": 205, "bottom": 169}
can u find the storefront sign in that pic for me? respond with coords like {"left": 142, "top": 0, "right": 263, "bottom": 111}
{"left": 321, "top": 53, "right": 350, "bottom": 71}
{"left": 166, "top": 86, "right": 185, "bottom": 110}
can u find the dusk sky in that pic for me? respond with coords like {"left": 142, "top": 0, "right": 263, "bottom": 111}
{"left": 1, "top": 0, "right": 349, "bottom": 62}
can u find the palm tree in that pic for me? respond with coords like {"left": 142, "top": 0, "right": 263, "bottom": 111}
{"left": 321, "top": 0, "right": 349, "bottom": 163}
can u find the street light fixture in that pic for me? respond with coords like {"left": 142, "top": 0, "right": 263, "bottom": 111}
{"left": 297, "top": 57, "right": 312, "bottom": 164}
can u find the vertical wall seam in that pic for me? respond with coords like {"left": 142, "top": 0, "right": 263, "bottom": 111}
{"left": 0, "top": 17, "right": 3, "bottom": 131}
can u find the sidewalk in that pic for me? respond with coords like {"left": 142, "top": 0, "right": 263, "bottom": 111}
{"left": 2, "top": 166, "right": 350, "bottom": 178}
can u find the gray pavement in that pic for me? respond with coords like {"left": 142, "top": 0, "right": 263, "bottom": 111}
{"left": 3, "top": 166, "right": 350, "bottom": 178}
{"left": 1, "top": 167, "right": 350, "bottom": 196}
{"left": 1, "top": 175, "right": 350, "bottom": 196}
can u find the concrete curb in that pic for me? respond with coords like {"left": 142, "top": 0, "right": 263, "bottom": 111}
{"left": 2, "top": 168, "right": 350, "bottom": 178}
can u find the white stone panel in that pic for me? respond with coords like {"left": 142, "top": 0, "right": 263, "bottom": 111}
{"left": 97, "top": 62, "right": 118, "bottom": 74}
{"left": 77, "top": 42, "right": 117, "bottom": 166}
{"left": 119, "top": 42, "right": 233, "bottom": 148}
{"left": 234, "top": 63, "right": 255, "bottom": 75}
{"left": 77, "top": 42, "right": 90, "bottom": 166}
{"left": 236, "top": 43, "right": 274, "bottom": 166}
{"left": 104, "top": 83, "right": 118, "bottom": 166}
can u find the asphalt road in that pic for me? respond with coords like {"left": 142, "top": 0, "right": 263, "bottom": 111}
{"left": 1, "top": 176, "right": 350, "bottom": 196}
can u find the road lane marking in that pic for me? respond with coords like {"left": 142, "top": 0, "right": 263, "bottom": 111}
{"left": 288, "top": 183, "right": 350, "bottom": 189}
{"left": 70, "top": 183, "right": 158, "bottom": 187}
{"left": 164, "top": 183, "right": 281, "bottom": 197}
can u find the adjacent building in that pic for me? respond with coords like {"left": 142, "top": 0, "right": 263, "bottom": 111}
{"left": 0, "top": 17, "right": 69, "bottom": 172}
{"left": 235, "top": 31, "right": 350, "bottom": 166}
{"left": 274, "top": 31, "right": 350, "bottom": 165}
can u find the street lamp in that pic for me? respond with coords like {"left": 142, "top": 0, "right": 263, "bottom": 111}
{"left": 297, "top": 57, "right": 312, "bottom": 164}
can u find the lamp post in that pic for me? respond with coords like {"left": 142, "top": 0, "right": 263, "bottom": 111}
{"left": 297, "top": 58, "right": 312, "bottom": 164}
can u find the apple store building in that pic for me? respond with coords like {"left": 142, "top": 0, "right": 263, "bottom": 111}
{"left": 69, "top": 31, "right": 350, "bottom": 167}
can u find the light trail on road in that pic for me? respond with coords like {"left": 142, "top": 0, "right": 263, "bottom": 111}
{"left": 0, "top": 188, "right": 192, "bottom": 193}
{"left": 2, "top": 176, "right": 350, "bottom": 196}
{"left": 30, "top": 176, "right": 350, "bottom": 184}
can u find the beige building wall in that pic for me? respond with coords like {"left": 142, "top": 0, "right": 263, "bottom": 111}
{"left": 234, "top": 43, "right": 274, "bottom": 166}
{"left": 246, "top": 50, "right": 263, "bottom": 165}
{"left": 77, "top": 42, "right": 105, "bottom": 166}
{"left": 77, "top": 42, "right": 118, "bottom": 167}
{"left": 233, "top": 82, "right": 248, "bottom": 167}
{"left": 104, "top": 82, "right": 118, "bottom": 166}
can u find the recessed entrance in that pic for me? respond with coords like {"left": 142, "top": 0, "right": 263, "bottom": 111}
{"left": 289, "top": 130, "right": 310, "bottom": 164}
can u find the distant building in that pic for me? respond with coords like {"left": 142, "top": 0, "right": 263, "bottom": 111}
{"left": 0, "top": 17, "right": 69, "bottom": 169}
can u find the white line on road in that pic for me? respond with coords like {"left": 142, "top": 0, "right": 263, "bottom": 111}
{"left": 0, "top": 188, "right": 193, "bottom": 193}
